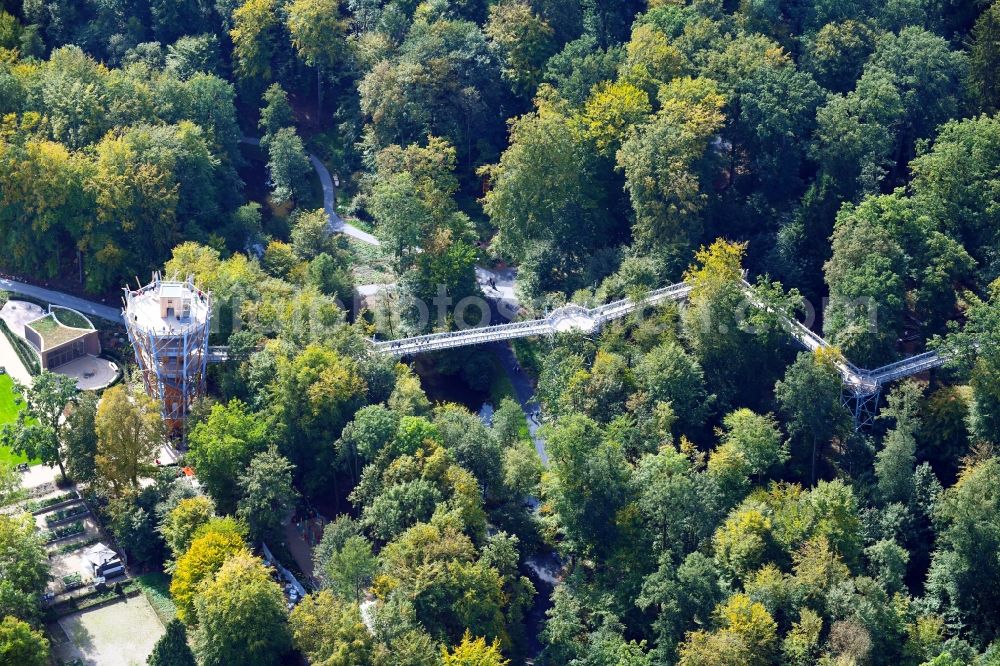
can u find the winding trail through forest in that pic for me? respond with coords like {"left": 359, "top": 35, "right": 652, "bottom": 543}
{"left": 238, "top": 136, "right": 380, "bottom": 246}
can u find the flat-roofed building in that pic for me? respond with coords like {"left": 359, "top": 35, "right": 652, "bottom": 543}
{"left": 22, "top": 307, "right": 101, "bottom": 370}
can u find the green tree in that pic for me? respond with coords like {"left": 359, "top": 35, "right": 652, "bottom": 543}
{"left": 543, "top": 35, "right": 623, "bottom": 107}
{"left": 0, "top": 615, "right": 49, "bottom": 666}
{"left": 0, "top": 464, "right": 23, "bottom": 508}
{"left": 291, "top": 208, "right": 336, "bottom": 261}
{"left": 64, "top": 392, "right": 98, "bottom": 484}
{"left": 286, "top": 0, "right": 350, "bottom": 114}
{"left": 274, "top": 345, "right": 366, "bottom": 495}
{"left": 781, "top": 608, "right": 823, "bottom": 666}
{"left": 969, "top": 1, "right": 1000, "bottom": 114}
{"left": 266, "top": 127, "right": 310, "bottom": 205}
{"left": 324, "top": 535, "right": 377, "bottom": 603}
{"left": 680, "top": 240, "right": 792, "bottom": 411}
{"left": 934, "top": 281, "right": 1000, "bottom": 445}
{"left": 95, "top": 383, "right": 164, "bottom": 497}
{"left": 187, "top": 400, "right": 271, "bottom": 513}
{"left": 804, "top": 20, "right": 878, "bottom": 93}
{"left": 290, "top": 590, "right": 373, "bottom": 665}
{"left": 0, "top": 371, "right": 77, "bottom": 479}
{"left": 638, "top": 552, "right": 724, "bottom": 663}
{"left": 308, "top": 253, "right": 353, "bottom": 301}
{"left": 775, "top": 351, "right": 853, "bottom": 484}
{"left": 434, "top": 404, "right": 505, "bottom": 496}
{"left": 237, "top": 446, "right": 299, "bottom": 543}
{"left": 147, "top": 618, "right": 196, "bottom": 666}
{"left": 0, "top": 513, "right": 48, "bottom": 622}
{"left": 481, "top": 100, "right": 609, "bottom": 295}
{"left": 165, "top": 33, "right": 221, "bottom": 80}
{"left": 634, "top": 341, "right": 711, "bottom": 437}
{"left": 812, "top": 27, "right": 965, "bottom": 197}
{"left": 711, "top": 409, "right": 788, "bottom": 488}
{"left": 823, "top": 198, "right": 909, "bottom": 366}
{"left": 618, "top": 77, "right": 725, "bottom": 271}
{"left": 194, "top": 552, "right": 291, "bottom": 665}
{"left": 909, "top": 115, "right": 1000, "bottom": 281}
{"left": 926, "top": 457, "right": 1000, "bottom": 646}
{"left": 502, "top": 441, "right": 543, "bottom": 499}
{"left": 485, "top": 1, "right": 556, "bottom": 99}
{"left": 875, "top": 382, "right": 922, "bottom": 504}
{"left": 358, "top": 15, "right": 505, "bottom": 168}
{"left": 377, "top": 515, "right": 507, "bottom": 646}
{"left": 258, "top": 83, "right": 294, "bottom": 146}
{"left": 540, "top": 414, "right": 630, "bottom": 557}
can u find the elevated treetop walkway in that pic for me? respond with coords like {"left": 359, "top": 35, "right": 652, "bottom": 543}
{"left": 373, "top": 278, "right": 954, "bottom": 427}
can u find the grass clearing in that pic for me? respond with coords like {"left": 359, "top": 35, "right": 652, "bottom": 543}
{"left": 0, "top": 373, "right": 36, "bottom": 465}
{"left": 349, "top": 238, "right": 396, "bottom": 285}
{"left": 135, "top": 572, "right": 176, "bottom": 625}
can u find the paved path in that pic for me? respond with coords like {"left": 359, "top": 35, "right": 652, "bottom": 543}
{"left": 491, "top": 342, "right": 547, "bottom": 464}
{"left": 0, "top": 278, "right": 121, "bottom": 322}
{"left": 239, "top": 137, "right": 380, "bottom": 246}
{"left": 0, "top": 328, "right": 32, "bottom": 385}
{"left": 356, "top": 282, "right": 394, "bottom": 297}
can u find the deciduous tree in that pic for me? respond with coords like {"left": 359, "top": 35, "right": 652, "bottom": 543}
{"left": 0, "top": 372, "right": 77, "bottom": 479}
{"left": 485, "top": 1, "right": 556, "bottom": 99}
{"left": 95, "top": 383, "right": 164, "bottom": 497}
{"left": 187, "top": 400, "right": 271, "bottom": 513}
{"left": 160, "top": 496, "right": 215, "bottom": 561}
{"left": 170, "top": 518, "right": 249, "bottom": 624}
{"left": 0, "top": 616, "right": 48, "bottom": 666}
{"left": 0, "top": 513, "right": 48, "bottom": 622}
{"left": 230, "top": 0, "right": 278, "bottom": 85}
{"left": 194, "top": 552, "right": 291, "bottom": 665}
{"left": 237, "top": 446, "right": 299, "bottom": 543}
{"left": 775, "top": 351, "right": 852, "bottom": 484}
{"left": 442, "top": 630, "right": 509, "bottom": 665}
{"left": 290, "top": 590, "right": 373, "bottom": 665}
{"left": 286, "top": 0, "right": 350, "bottom": 114}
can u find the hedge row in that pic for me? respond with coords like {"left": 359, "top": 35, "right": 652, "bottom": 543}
{"left": 0, "top": 318, "right": 40, "bottom": 375}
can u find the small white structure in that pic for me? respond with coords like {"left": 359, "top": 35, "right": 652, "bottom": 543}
{"left": 81, "top": 543, "right": 124, "bottom": 580}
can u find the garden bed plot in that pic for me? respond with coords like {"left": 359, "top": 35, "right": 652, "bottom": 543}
{"left": 43, "top": 516, "right": 105, "bottom": 595}
{"left": 43, "top": 503, "right": 90, "bottom": 527}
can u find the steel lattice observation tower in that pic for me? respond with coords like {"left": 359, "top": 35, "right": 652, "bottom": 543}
{"left": 123, "top": 274, "right": 211, "bottom": 437}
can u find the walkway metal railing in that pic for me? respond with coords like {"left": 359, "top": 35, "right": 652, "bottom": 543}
{"left": 213, "top": 278, "right": 955, "bottom": 401}
{"left": 376, "top": 283, "right": 696, "bottom": 358}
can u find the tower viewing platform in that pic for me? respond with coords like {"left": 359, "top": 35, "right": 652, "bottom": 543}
{"left": 123, "top": 275, "right": 211, "bottom": 436}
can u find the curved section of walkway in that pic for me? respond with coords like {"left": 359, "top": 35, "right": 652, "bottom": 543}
{"left": 239, "top": 136, "right": 380, "bottom": 246}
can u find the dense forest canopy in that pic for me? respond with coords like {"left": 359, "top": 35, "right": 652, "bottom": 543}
{"left": 1, "top": 0, "right": 1000, "bottom": 664}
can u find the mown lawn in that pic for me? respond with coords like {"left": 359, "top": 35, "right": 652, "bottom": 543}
{"left": 0, "top": 373, "right": 36, "bottom": 465}
{"left": 135, "top": 572, "right": 176, "bottom": 625}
